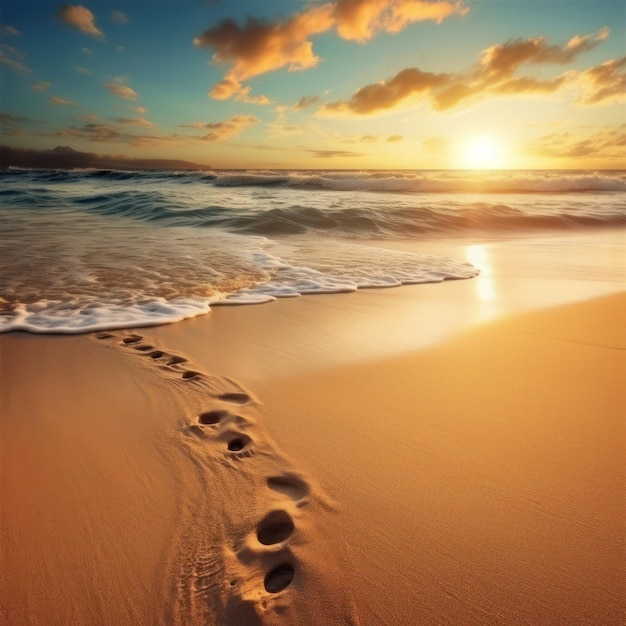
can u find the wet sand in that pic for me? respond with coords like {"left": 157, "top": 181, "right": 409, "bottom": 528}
{"left": 1, "top": 230, "right": 624, "bottom": 625}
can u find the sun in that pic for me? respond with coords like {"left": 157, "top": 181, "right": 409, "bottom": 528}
{"left": 460, "top": 135, "right": 504, "bottom": 169}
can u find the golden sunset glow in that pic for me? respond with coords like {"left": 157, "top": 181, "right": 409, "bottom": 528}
{"left": 0, "top": 1, "right": 624, "bottom": 169}
{"left": 459, "top": 136, "right": 505, "bottom": 169}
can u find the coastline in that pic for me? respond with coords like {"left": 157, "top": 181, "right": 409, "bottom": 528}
{"left": 1, "top": 228, "right": 624, "bottom": 624}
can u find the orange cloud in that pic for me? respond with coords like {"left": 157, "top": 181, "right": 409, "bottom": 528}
{"left": 178, "top": 114, "right": 260, "bottom": 142}
{"left": 334, "top": 0, "right": 468, "bottom": 42}
{"left": 320, "top": 28, "right": 613, "bottom": 115}
{"left": 49, "top": 96, "right": 79, "bottom": 107}
{"left": 479, "top": 27, "right": 609, "bottom": 79}
{"left": 195, "top": 5, "right": 334, "bottom": 89}
{"left": 58, "top": 5, "right": 104, "bottom": 39}
{"left": 577, "top": 56, "right": 626, "bottom": 105}
{"left": 195, "top": 1, "right": 467, "bottom": 100}
{"left": 32, "top": 81, "right": 51, "bottom": 91}
{"left": 235, "top": 86, "right": 271, "bottom": 104}
{"left": 322, "top": 67, "right": 449, "bottom": 114}
{"left": 525, "top": 127, "right": 626, "bottom": 159}
{"left": 104, "top": 79, "right": 139, "bottom": 101}
{"left": 208, "top": 78, "right": 271, "bottom": 103}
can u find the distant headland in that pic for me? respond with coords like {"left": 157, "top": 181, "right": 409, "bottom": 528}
{"left": 0, "top": 145, "right": 211, "bottom": 171}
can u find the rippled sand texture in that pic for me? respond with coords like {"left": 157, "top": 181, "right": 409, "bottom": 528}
{"left": 0, "top": 331, "right": 359, "bottom": 625}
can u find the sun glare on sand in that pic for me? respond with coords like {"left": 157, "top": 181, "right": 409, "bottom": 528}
{"left": 459, "top": 135, "right": 505, "bottom": 169}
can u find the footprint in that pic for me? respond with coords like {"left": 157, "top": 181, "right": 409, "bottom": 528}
{"left": 227, "top": 434, "right": 252, "bottom": 452}
{"left": 147, "top": 350, "right": 165, "bottom": 359}
{"left": 256, "top": 511, "right": 294, "bottom": 546}
{"left": 264, "top": 563, "right": 295, "bottom": 593}
{"left": 167, "top": 355, "right": 187, "bottom": 366}
{"left": 182, "top": 370, "right": 202, "bottom": 380}
{"left": 134, "top": 345, "right": 154, "bottom": 352}
{"left": 218, "top": 392, "right": 251, "bottom": 405}
{"left": 267, "top": 474, "right": 310, "bottom": 502}
{"left": 96, "top": 332, "right": 114, "bottom": 340}
{"left": 122, "top": 335, "right": 142, "bottom": 344}
{"left": 198, "top": 409, "right": 229, "bottom": 425}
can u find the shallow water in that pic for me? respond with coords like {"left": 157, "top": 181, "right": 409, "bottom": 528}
{"left": 1, "top": 168, "right": 624, "bottom": 333}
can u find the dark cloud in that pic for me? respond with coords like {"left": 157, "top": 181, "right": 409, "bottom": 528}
{"left": 0, "top": 43, "right": 30, "bottom": 74}
{"left": 48, "top": 96, "right": 80, "bottom": 107}
{"left": 1, "top": 25, "right": 20, "bottom": 36}
{"left": 113, "top": 117, "right": 154, "bottom": 128}
{"left": 0, "top": 112, "right": 28, "bottom": 125}
{"left": 7, "top": 113, "right": 256, "bottom": 149}
{"left": 177, "top": 115, "right": 259, "bottom": 141}
{"left": 111, "top": 10, "right": 129, "bottom": 25}
{"left": 294, "top": 95, "right": 321, "bottom": 110}
{"left": 343, "top": 134, "right": 383, "bottom": 144}
{"left": 50, "top": 122, "right": 173, "bottom": 147}
{"left": 307, "top": 149, "right": 366, "bottom": 158}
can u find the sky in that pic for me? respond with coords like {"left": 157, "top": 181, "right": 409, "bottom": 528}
{"left": 1, "top": 0, "right": 625, "bottom": 169}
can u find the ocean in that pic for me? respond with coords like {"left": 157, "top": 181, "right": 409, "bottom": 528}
{"left": 1, "top": 168, "right": 624, "bottom": 333}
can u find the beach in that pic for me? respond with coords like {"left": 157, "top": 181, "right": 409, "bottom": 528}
{"left": 1, "top": 228, "right": 624, "bottom": 625}
{"left": 3, "top": 0, "right": 625, "bottom": 619}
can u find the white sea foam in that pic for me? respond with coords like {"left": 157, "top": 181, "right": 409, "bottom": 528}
{"left": 0, "top": 209, "right": 477, "bottom": 333}
{"left": 1, "top": 299, "right": 213, "bottom": 334}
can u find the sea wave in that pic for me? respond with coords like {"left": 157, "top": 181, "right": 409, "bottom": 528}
{"left": 0, "top": 209, "right": 478, "bottom": 333}
{"left": 4, "top": 166, "right": 626, "bottom": 193}
{"left": 2, "top": 186, "right": 624, "bottom": 236}
{"left": 1, "top": 166, "right": 623, "bottom": 334}
{"left": 212, "top": 170, "right": 626, "bottom": 194}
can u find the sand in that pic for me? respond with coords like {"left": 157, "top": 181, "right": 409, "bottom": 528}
{"left": 1, "top": 229, "right": 624, "bottom": 625}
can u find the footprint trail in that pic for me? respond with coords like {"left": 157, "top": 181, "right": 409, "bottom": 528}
{"left": 93, "top": 330, "right": 360, "bottom": 625}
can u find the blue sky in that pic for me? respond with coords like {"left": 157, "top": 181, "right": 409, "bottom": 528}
{"left": 1, "top": 0, "right": 624, "bottom": 169}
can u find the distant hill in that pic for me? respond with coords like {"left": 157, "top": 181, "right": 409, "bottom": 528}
{"left": 0, "top": 145, "right": 212, "bottom": 171}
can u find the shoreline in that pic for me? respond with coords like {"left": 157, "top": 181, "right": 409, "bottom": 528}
{"left": 1, "top": 228, "right": 624, "bottom": 624}
{"left": 144, "top": 228, "right": 625, "bottom": 381}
